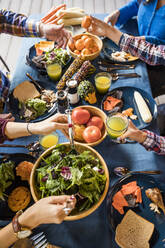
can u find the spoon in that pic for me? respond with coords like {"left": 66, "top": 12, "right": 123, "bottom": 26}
{"left": 114, "top": 166, "right": 161, "bottom": 177}
{"left": 111, "top": 72, "right": 141, "bottom": 81}
{"left": 65, "top": 109, "right": 78, "bottom": 155}
{"left": 26, "top": 73, "right": 43, "bottom": 92}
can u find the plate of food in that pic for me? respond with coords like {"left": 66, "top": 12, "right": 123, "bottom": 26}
{"left": 102, "top": 37, "right": 139, "bottom": 63}
{"left": 101, "top": 86, "right": 157, "bottom": 129}
{"left": 8, "top": 80, "right": 57, "bottom": 122}
{"left": 107, "top": 174, "right": 165, "bottom": 248}
{"left": 26, "top": 41, "right": 72, "bottom": 75}
{"left": 0, "top": 153, "right": 35, "bottom": 221}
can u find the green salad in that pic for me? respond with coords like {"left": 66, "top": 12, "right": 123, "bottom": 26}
{"left": 35, "top": 145, "right": 106, "bottom": 213}
{"left": 26, "top": 98, "right": 47, "bottom": 117}
{"left": 0, "top": 161, "right": 15, "bottom": 200}
{"left": 45, "top": 48, "right": 70, "bottom": 66}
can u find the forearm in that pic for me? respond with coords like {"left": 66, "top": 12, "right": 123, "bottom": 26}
{"left": 0, "top": 9, "right": 40, "bottom": 37}
{"left": 119, "top": 33, "right": 165, "bottom": 66}
{"left": 106, "top": 26, "right": 123, "bottom": 45}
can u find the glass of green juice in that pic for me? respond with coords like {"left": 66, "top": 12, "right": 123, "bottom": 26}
{"left": 95, "top": 72, "right": 112, "bottom": 94}
{"left": 46, "top": 63, "right": 62, "bottom": 81}
{"left": 106, "top": 112, "right": 128, "bottom": 142}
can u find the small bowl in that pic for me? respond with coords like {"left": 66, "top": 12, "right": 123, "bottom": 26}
{"left": 67, "top": 33, "right": 103, "bottom": 61}
{"left": 30, "top": 142, "right": 109, "bottom": 221}
{"left": 73, "top": 105, "right": 107, "bottom": 146}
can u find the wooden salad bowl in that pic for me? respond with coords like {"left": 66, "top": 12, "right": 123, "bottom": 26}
{"left": 73, "top": 105, "right": 107, "bottom": 147}
{"left": 30, "top": 142, "right": 109, "bottom": 221}
{"left": 67, "top": 33, "right": 103, "bottom": 61}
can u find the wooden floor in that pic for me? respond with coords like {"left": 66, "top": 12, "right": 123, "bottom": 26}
{"left": 0, "top": 0, "right": 129, "bottom": 73}
{"left": 0, "top": 0, "right": 164, "bottom": 103}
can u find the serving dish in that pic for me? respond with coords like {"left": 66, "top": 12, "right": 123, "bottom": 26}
{"left": 26, "top": 42, "right": 72, "bottom": 76}
{"left": 107, "top": 174, "right": 165, "bottom": 247}
{"left": 8, "top": 80, "right": 57, "bottom": 122}
{"left": 101, "top": 86, "right": 157, "bottom": 129}
{"left": 102, "top": 37, "right": 138, "bottom": 64}
{"left": 72, "top": 105, "right": 107, "bottom": 147}
{"left": 67, "top": 33, "right": 103, "bottom": 60}
{"left": 0, "top": 153, "right": 35, "bottom": 220}
{"left": 30, "top": 142, "right": 109, "bottom": 221}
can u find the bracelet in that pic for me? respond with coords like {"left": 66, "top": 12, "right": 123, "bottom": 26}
{"left": 27, "top": 123, "right": 34, "bottom": 135}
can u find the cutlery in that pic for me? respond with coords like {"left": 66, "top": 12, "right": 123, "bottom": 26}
{"left": 99, "top": 65, "right": 135, "bottom": 72}
{"left": 111, "top": 72, "right": 141, "bottom": 81}
{"left": 30, "top": 232, "right": 48, "bottom": 248}
{"left": 0, "top": 141, "right": 40, "bottom": 151}
{"left": 65, "top": 109, "right": 78, "bottom": 155}
{"left": 26, "top": 73, "right": 43, "bottom": 92}
{"left": 98, "top": 60, "right": 136, "bottom": 68}
{"left": 114, "top": 166, "right": 161, "bottom": 177}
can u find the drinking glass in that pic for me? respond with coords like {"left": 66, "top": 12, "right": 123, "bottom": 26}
{"left": 95, "top": 72, "right": 112, "bottom": 94}
{"left": 106, "top": 112, "right": 128, "bottom": 142}
{"left": 39, "top": 131, "right": 59, "bottom": 150}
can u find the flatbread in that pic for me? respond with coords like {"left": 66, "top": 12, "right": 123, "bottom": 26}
{"left": 13, "top": 81, "right": 41, "bottom": 102}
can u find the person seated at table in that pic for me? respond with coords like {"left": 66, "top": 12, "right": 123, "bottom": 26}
{"left": 86, "top": 16, "right": 165, "bottom": 66}
{"left": 0, "top": 5, "right": 71, "bottom": 48}
{"left": 104, "top": 0, "right": 165, "bottom": 45}
{"left": 0, "top": 195, "right": 76, "bottom": 248}
{"left": 119, "top": 120, "right": 165, "bottom": 155}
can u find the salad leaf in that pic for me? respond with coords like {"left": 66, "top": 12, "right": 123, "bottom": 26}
{"left": 0, "top": 161, "right": 15, "bottom": 201}
{"left": 26, "top": 98, "right": 47, "bottom": 117}
{"left": 45, "top": 48, "right": 70, "bottom": 66}
{"left": 35, "top": 145, "right": 107, "bottom": 213}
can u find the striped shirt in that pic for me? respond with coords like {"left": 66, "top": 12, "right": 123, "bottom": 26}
{"left": 0, "top": 9, "right": 40, "bottom": 37}
{"left": 119, "top": 33, "right": 165, "bottom": 66}
{"left": 142, "top": 130, "right": 165, "bottom": 155}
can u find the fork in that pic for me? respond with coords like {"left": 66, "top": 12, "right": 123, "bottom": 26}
{"left": 30, "top": 232, "right": 48, "bottom": 248}
{"left": 99, "top": 65, "right": 135, "bottom": 72}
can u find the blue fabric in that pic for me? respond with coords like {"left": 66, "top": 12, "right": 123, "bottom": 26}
{"left": 0, "top": 13, "right": 165, "bottom": 248}
{"left": 117, "top": 0, "right": 165, "bottom": 45}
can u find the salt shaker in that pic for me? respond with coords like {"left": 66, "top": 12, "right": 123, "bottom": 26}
{"left": 66, "top": 80, "right": 79, "bottom": 105}
{"left": 56, "top": 90, "right": 69, "bottom": 113}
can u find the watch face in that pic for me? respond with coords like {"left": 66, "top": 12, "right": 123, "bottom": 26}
{"left": 17, "top": 228, "right": 32, "bottom": 239}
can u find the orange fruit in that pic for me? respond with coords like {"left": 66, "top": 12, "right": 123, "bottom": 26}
{"left": 84, "top": 38, "right": 94, "bottom": 49}
{"left": 91, "top": 45, "right": 99, "bottom": 53}
{"left": 81, "top": 16, "right": 92, "bottom": 29}
{"left": 81, "top": 48, "right": 91, "bottom": 56}
{"left": 75, "top": 39, "right": 85, "bottom": 51}
{"left": 68, "top": 39, "right": 75, "bottom": 51}
{"left": 74, "top": 50, "right": 81, "bottom": 55}
{"left": 81, "top": 35, "right": 89, "bottom": 41}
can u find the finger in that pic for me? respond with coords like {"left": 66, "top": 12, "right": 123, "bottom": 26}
{"left": 60, "top": 128, "right": 69, "bottom": 139}
{"left": 47, "top": 195, "right": 74, "bottom": 204}
{"left": 8, "top": 117, "right": 15, "bottom": 122}
{"left": 62, "top": 36, "right": 68, "bottom": 49}
{"left": 41, "top": 4, "right": 66, "bottom": 22}
{"left": 0, "top": 113, "right": 13, "bottom": 119}
{"left": 56, "top": 39, "right": 64, "bottom": 49}
{"left": 54, "top": 123, "right": 69, "bottom": 129}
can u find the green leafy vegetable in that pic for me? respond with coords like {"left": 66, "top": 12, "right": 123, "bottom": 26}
{"left": 0, "top": 161, "right": 15, "bottom": 200}
{"left": 26, "top": 98, "right": 47, "bottom": 117}
{"left": 45, "top": 48, "right": 70, "bottom": 66}
{"left": 35, "top": 145, "right": 106, "bottom": 213}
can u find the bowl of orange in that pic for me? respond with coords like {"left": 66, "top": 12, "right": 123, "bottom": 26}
{"left": 67, "top": 33, "right": 103, "bottom": 60}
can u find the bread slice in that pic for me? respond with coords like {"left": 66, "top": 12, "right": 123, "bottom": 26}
{"left": 115, "top": 210, "right": 154, "bottom": 248}
{"left": 13, "top": 81, "right": 40, "bottom": 102}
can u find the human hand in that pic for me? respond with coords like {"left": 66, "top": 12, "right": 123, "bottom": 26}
{"left": 19, "top": 195, "right": 76, "bottom": 229}
{"left": 31, "top": 113, "right": 68, "bottom": 136}
{"left": 0, "top": 113, "right": 15, "bottom": 121}
{"left": 119, "top": 120, "right": 147, "bottom": 143}
{"left": 104, "top": 10, "right": 120, "bottom": 25}
{"left": 86, "top": 16, "right": 110, "bottom": 37}
{"left": 39, "top": 4, "right": 72, "bottom": 48}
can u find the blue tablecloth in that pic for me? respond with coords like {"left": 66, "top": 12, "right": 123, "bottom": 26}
{"left": 1, "top": 14, "right": 165, "bottom": 248}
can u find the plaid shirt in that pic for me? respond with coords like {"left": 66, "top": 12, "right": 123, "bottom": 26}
{"left": 0, "top": 9, "right": 40, "bottom": 37}
{"left": 119, "top": 33, "right": 165, "bottom": 66}
{"left": 142, "top": 130, "right": 165, "bottom": 155}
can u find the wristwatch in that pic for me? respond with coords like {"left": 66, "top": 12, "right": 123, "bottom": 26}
{"left": 12, "top": 210, "right": 32, "bottom": 239}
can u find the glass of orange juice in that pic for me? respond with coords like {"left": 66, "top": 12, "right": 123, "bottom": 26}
{"left": 106, "top": 112, "right": 128, "bottom": 142}
{"left": 39, "top": 132, "right": 59, "bottom": 149}
{"left": 95, "top": 72, "right": 112, "bottom": 94}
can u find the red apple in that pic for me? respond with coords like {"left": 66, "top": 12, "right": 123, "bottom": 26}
{"left": 72, "top": 108, "right": 90, "bottom": 125}
{"left": 87, "top": 116, "right": 104, "bottom": 130}
{"left": 83, "top": 126, "right": 101, "bottom": 143}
